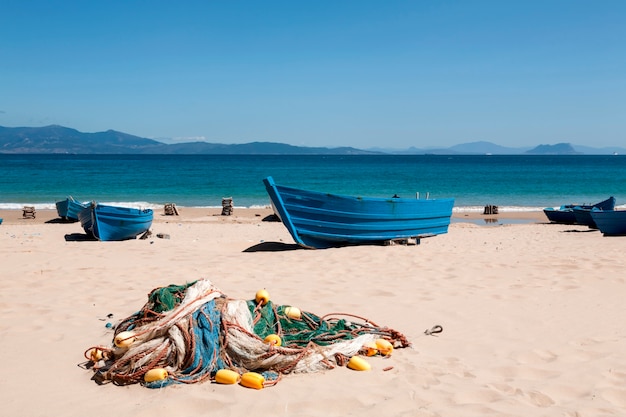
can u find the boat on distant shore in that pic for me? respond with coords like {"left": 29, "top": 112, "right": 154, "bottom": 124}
{"left": 543, "top": 196, "right": 615, "bottom": 225}
{"left": 55, "top": 196, "right": 89, "bottom": 221}
{"left": 590, "top": 208, "right": 626, "bottom": 236}
{"left": 78, "top": 203, "right": 153, "bottom": 241}
{"left": 262, "top": 176, "right": 455, "bottom": 249}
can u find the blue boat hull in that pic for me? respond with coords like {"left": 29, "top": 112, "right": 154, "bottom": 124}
{"left": 79, "top": 203, "right": 153, "bottom": 241}
{"left": 263, "top": 176, "right": 454, "bottom": 249}
{"left": 56, "top": 196, "right": 89, "bottom": 221}
{"left": 543, "top": 207, "right": 576, "bottom": 224}
{"left": 590, "top": 209, "right": 626, "bottom": 236}
{"left": 543, "top": 197, "right": 615, "bottom": 225}
{"left": 573, "top": 207, "right": 597, "bottom": 228}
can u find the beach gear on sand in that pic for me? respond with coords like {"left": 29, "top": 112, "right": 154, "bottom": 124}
{"left": 84, "top": 279, "right": 410, "bottom": 388}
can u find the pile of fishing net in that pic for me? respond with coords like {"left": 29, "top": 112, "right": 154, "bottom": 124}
{"left": 84, "top": 279, "right": 411, "bottom": 389}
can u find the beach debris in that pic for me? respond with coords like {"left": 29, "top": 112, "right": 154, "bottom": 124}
{"left": 384, "top": 237, "right": 420, "bottom": 246}
{"left": 139, "top": 230, "right": 152, "bottom": 240}
{"left": 83, "top": 279, "right": 410, "bottom": 388}
{"left": 164, "top": 203, "right": 179, "bottom": 216}
{"left": 156, "top": 233, "right": 170, "bottom": 239}
{"left": 221, "top": 197, "right": 233, "bottom": 215}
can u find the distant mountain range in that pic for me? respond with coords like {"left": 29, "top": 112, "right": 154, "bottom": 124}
{"left": 0, "top": 125, "right": 623, "bottom": 155}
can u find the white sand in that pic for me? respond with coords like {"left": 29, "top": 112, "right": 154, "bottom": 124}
{"left": 1, "top": 208, "right": 625, "bottom": 416}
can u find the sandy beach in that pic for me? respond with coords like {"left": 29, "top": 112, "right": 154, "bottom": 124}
{"left": 1, "top": 207, "right": 625, "bottom": 416}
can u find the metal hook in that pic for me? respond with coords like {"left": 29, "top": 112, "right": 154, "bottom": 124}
{"left": 424, "top": 325, "right": 443, "bottom": 335}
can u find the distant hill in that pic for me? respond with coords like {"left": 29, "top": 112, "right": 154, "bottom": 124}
{"left": 371, "top": 141, "right": 625, "bottom": 155}
{"left": 448, "top": 141, "right": 531, "bottom": 154}
{"left": 0, "top": 125, "right": 161, "bottom": 154}
{"left": 0, "top": 125, "right": 624, "bottom": 155}
{"left": 140, "top": 141, "right": 376, "bottom": 155}
{"left": 525, "top": 143, "right": 580, "bottom": 155}
{"left": 0, "top": 125, "right": 378, "bottom": 155}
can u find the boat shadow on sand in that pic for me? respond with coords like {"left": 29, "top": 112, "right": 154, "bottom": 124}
{"left": 64, "top": 233, "right": 97, "bottom": 242}
{"left": 561, "top": 228, "right": 599, "bottom": 233}
{"left": 45, "top": 218, "right": 79, "bottom": 224}
{"left": 243, "top": 242, "right": 302, "bottom": 252}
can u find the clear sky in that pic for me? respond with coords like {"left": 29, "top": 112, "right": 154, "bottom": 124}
{"left": 1, "top": 1, "right": 624, "bottom": 149}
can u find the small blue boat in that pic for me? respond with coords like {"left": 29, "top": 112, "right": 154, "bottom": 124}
{"left": 572, "top": 206, "right": 598, "bottom": 228}
{"left": 590, "top": 209, "right": 626, "bottom": 236}
{"left": 543, "top": 196, "right": 616, "bottom": 225}
{"left": 571, "top": 196, "right": 616, "bottom": 228}
{"left": 78, "top": 203, "right": 153, "bottom": 241}
{"left": 263, "top": 176, "right": 455, "bottom": 249}
{"left": 56, "top": 196, "right": 89, "bottom": 221}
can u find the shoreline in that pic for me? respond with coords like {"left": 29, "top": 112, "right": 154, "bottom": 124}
{"left": 0, "top": 207, "right": 548, "bottom": 226}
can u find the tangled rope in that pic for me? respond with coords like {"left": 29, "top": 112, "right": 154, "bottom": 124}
{"left": 85, "top": 279, "right": 411, "bottom": 388}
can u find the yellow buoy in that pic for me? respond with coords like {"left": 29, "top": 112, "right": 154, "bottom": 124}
{"left": 361, "top": 341, "right": 378, "bottom": 357}
{"left": 215, "top": 369, "right": 240, "bottom": 385}
{"left": 284, "top": 306, "right": 302, "bottom": 320}
{"left": 264, "top": 334, "right": 282, "bottom": 346}
{"left": 114, "top": 331, "right": 136, "bottom": 348}
{"left": 89, "top": 348, "right": 104, "bottom": 362}
{"left": 255, "top": 289, "right": 270, "bottom": 305}
{"left": 144, "top": 368, "right": 168, "bottom": 383}
{"left": 240, "top": 372, "right": 265, "bottom": 389}
{"left": 375, "top": 338, "right": 393, "bottom": 356}
{"left": 347, "top": 355, "right": 371, "bottom": 371}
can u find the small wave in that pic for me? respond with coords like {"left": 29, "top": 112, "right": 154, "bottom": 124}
{"left": 0, "top": 203, "right": 58, "bottom": 210}
{"left": 453, "top": 205, "right": 546, "bottom": 213}
{"left": 0, "top": 202, "right": 273, "bottom": 211}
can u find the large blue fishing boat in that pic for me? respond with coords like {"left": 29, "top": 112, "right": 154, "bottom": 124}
{"left": 263, "top": 176, "right": 454, "bottom": 249}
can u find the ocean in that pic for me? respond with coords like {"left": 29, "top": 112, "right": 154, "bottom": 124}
{"left": 1, "top": 154, "right": 625, "bottom": 212}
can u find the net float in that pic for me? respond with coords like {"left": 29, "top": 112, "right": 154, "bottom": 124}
{"left": 240, "top": 372, "right": 265, "bottom": 389}
{"left": 361, "top": 341, "right": 378, "bottom": 357}
{"left": 114, "top": 331, "right": 136, "bottom": 348}
{"left": 284, "top": 306, "right": 301, "bottom": 320}
{"left": 144, "top": 368, "right": 168, "bottom": 383}
{"left": 89, "top": 348, "right": 104, "bottom": 362}
{"left": 215, "top": 369, "right": 240, "bottom": 385}
{"left": 375, "top": 338, "right": 393, "bottom": 356}
{"left": 264, "top": 334, "right": 282, "bottom": 346}
{"left": 255, "top": 289, "right": 270, "bottom": 305}
{"left": 347, "top": 355, "right": 371, "bottom": 371}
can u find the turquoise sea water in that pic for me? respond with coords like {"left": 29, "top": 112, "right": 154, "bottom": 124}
{"left": 1, "top": 154, "right": 625, "bottom": 211}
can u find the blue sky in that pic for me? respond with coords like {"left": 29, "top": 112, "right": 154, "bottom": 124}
{"left": 1, "top": 1, "right": 624, "bottom": 149}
